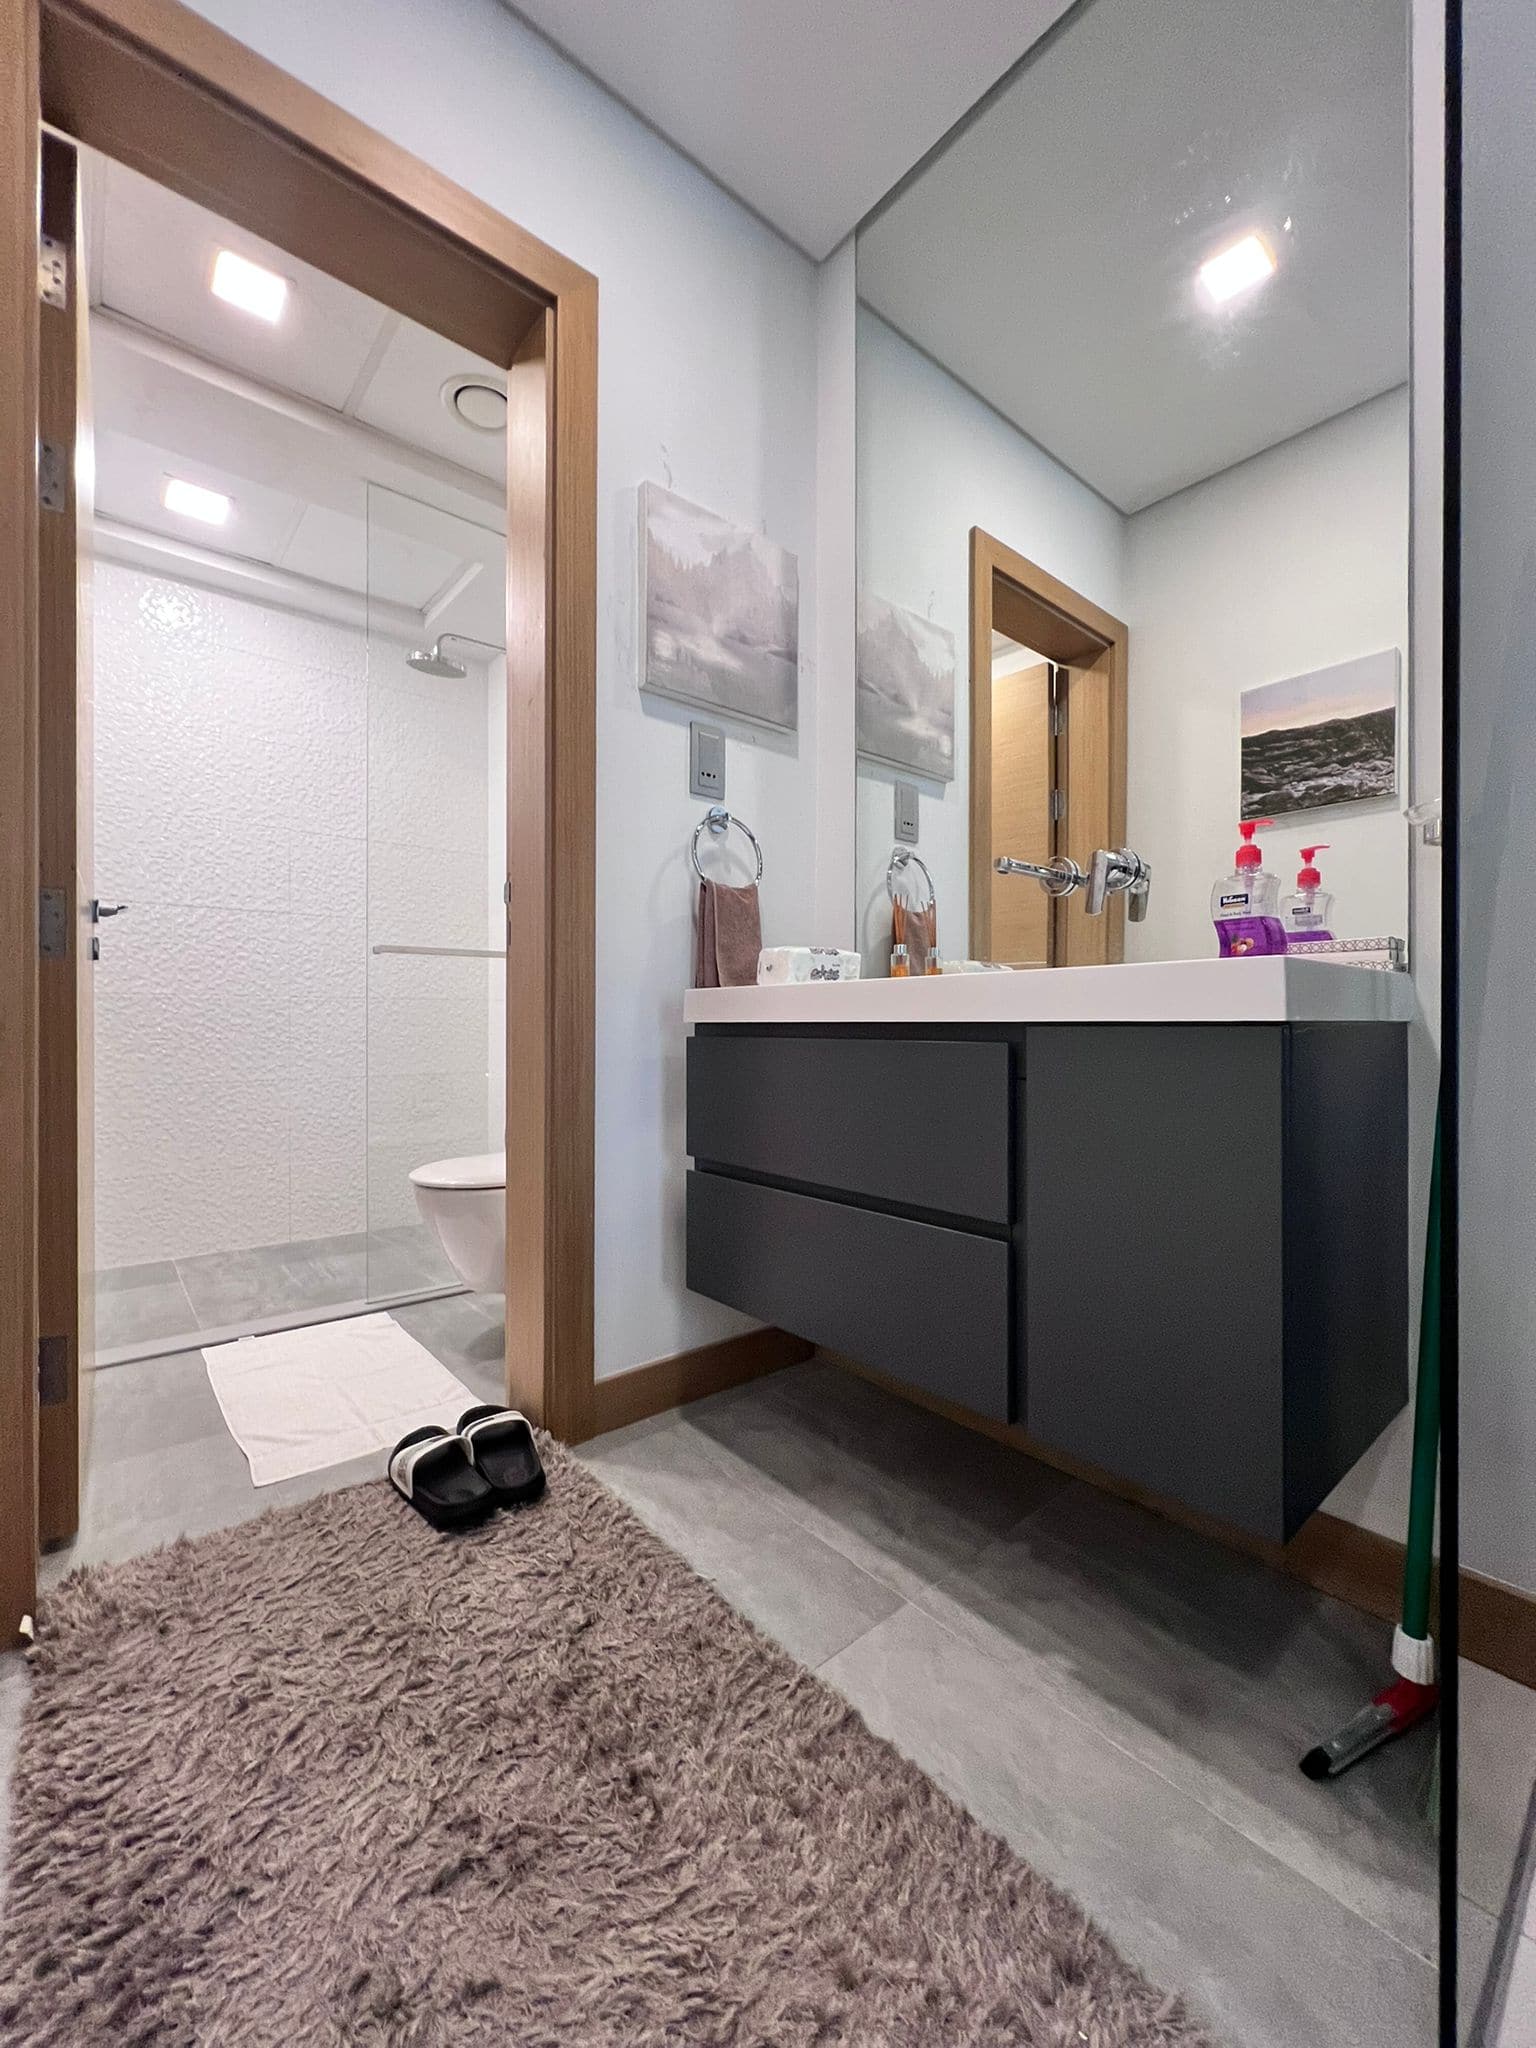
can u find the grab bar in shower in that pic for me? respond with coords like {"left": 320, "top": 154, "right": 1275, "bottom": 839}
{"left": 371, "top": 944, "right": 508, "bottom": 959}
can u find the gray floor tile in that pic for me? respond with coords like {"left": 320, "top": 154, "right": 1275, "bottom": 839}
{"left": 820, "top": 1601, "right": 1437, "bottom": 2048}
{"left": 1493, "top": 1936, "right": 1536, "bottom": 2048}
{"left": 577, "top": 1413, "right": 904, "bottom": 1669}
{"left": 391, "top": 1293, "right": 505, "bottom": 1404}
{"left": 1461, "top": 1658, "right": 1536, "bottom": 1921}
{"left": 683, "top": 1359, "right": 1070, "bottom": 1601}
{"left": 84, "top": 1349, "right": 227, "bottom": 1463}
{"left": 910, "top": 1479, "right": 1439, "bottom": 1955}
{"left": 1459, "top": 1897, "right": 1501, "bottom": 2047}
{"left": 94, "top": 1262, "right": 199, "bottom": 1352}
{"left": 39, "top": 1428, "right": 385, "bottom": 1591}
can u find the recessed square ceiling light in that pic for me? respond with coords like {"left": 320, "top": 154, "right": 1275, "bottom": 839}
{"left": 210, "top": 247, "right": 289, "bottom": 324}
{"left": 162, "top": 476, "right": 232, "bottom": 526}
{"left": 1198, "top": 233, "right": 1276, "bottom": 305}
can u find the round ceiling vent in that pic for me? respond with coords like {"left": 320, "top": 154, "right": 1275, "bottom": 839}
{"left": 441, "top": 372, "right": 507, "bottom": 434}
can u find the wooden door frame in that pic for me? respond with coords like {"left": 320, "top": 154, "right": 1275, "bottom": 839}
{"left": 0, "top": 0, "right": 598, "bottom": 1640}
{"left": 36, "top": 130, "right": 91, "bottom": 1549}
{"left": 968, "top": 526, "right": 1129, "bottom": 967}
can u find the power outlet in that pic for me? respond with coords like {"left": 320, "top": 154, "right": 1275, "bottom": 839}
{"left": 690, "top": 722, "right": 725, "bottom": 801}
{"left": 894, "top": 780, "right": 920, "bottom": 844}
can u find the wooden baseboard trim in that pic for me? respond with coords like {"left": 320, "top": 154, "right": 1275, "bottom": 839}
{"left": 834, "top": 1354, "right": 1536, "bottom": 1692}
{"left": 586, "top": 1327, "right": 813, "bottom": 1441}
{"left": 1286, "top": 1514, "right": 1536, "bottom": 1692}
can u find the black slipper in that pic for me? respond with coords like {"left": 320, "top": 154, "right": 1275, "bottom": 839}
{"left": 457, "top": 1406, "right": 546, "bottom": 1506}
{"left": 388, "top": 1425, "right": 499, "bottom": 1529}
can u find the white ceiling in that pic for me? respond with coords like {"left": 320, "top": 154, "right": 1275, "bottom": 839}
{"left": 503, "top": 0, "right": 1076, "bottom": 260}
{"left": 857, "top": 0, "right": 1411, "bottom": 512}
{"left": 85, "top": 155, "right": 508, "bottom": 650}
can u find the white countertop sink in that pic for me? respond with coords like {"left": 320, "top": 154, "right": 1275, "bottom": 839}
{"left": 683, "top": 955, "right": 1415, "bottom": 1028}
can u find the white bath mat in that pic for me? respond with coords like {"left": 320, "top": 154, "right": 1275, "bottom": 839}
{"left": 204, "top": 1312, "right": 480, "bottom": 1487}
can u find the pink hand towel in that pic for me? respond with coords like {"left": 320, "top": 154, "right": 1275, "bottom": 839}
{"left": 695, "top": 879, "right": 763, "bottom": 988}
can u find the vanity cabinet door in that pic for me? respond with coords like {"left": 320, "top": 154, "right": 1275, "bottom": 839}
{"left": 1023, "top": 1025, "right": 1288, "bottom": 1539}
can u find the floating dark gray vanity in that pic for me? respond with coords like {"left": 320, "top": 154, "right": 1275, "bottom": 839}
{"left": 684, "top": 958, "right": 1412, "bottom": 1543}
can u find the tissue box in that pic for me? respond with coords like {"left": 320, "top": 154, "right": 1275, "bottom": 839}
{"left": 757, "top": 946, "right": 862, "bottom": 985}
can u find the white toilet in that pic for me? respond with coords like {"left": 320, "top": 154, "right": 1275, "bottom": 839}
{"left": 409, "top": 1151, "right": 506, "bottom": 1293}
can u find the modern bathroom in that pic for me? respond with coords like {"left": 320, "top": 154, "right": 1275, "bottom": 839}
{"left": 2, "top": 1, "right": 1533, "bottom": 2045}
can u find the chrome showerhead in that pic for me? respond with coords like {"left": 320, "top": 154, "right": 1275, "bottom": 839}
{"left": 405, "top": 639, "right": 468, "bottom": 679}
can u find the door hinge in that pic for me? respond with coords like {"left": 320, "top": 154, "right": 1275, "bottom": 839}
{"left": 1050, "top": 788, "right": 1066, "bottom": 822}
{"left": 38, "top": 1335, "right": 69, "bottom": 1407}
{"left": 38, "top": 440, "right": 67, "bottom": 514}
{"left": 38, "top": 234, "right": 68, "bottom": 311}
{"left": 1051, "top": 702, "right": 1066, "bottom": 737}
{"left": 39, "top": 886, "right": 68, "bottom": 961}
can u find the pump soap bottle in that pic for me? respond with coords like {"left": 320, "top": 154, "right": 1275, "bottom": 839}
{"left": 1282, "top": 845, "right": 1336, "bottom": 942}
{"left": 1212, "top": 819, "right": 1287, "bottom": 958}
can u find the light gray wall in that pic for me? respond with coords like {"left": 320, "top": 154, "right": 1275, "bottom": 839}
{"left": 1460, "top": 0, "right": 1536, "bottom": 1594}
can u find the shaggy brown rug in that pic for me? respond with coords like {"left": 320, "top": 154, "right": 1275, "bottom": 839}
{"left": 0, "top": 1437, "right": 1210, "bottom": 2046}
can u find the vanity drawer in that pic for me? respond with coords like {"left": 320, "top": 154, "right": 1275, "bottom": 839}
{"left": 686, "top": 1170, "right": 1012, "bottom": 1420}
{"left": 687, "top": 1032, "right": 1013, "bottom": 1223}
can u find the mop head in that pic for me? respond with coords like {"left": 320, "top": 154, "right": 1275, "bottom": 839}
{"left": 1299, "top": 1673, "right": 1439, "bottom": 1780}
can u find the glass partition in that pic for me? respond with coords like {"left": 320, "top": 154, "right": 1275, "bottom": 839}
{"left": 364, "top": 482, "right": 507, "bottom": 1304}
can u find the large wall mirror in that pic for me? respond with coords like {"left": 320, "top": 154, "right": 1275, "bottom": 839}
{"left": 854, "top": 0, "right": 1416, "bottom": 977}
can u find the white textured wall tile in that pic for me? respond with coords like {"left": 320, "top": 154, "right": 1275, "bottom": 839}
{"left": 288, "top": 911, "right": 368, "bottom": 1240}
{"left": 96, "top": 901, "right": 292, "bottom": 1264}
{"left": 366, "top": 838, "right": 488, "bottom": 950}
{"left": 368, "top": 956, "right": 491, "bottom": 1080}
{"left": 95, "top": 564, "right": 494, "bottom": 1269}
{"left": 368, "top": 674, "right": 488, "bottom": 851}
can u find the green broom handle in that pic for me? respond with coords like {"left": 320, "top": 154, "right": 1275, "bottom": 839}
{"left": 1400, "top": 1100, "right": 1442, "bottom": 1647}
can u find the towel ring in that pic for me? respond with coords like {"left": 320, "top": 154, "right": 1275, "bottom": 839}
{"left": 691, "top": 805, "right": 764, "bottom": 882}
{"left": 886, "top": 846, "right": 935, "bottom": 911}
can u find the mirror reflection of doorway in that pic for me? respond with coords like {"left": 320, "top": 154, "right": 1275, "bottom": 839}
{"left": 968, "top": 527, "right": 1128, "bottom": 968}
{"left": 986, "top": 637, "right": 1055, "bottom": 968}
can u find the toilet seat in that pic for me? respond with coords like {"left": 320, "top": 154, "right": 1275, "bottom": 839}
{"left": 409, "top": 1151, "right": 506, "bottom": 1193}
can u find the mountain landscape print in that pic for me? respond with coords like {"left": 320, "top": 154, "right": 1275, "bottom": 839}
{"left": 1240, "top": 649, "right": 1399, "bottom": 819}
{"left": 856, "top": 593, "right": 956, "bottom": 781}
{"left": 640, "top": 482, "right": 798, "bottom": 731}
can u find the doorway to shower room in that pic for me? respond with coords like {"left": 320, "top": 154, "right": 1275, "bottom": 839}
{"left": 85, "top": 154, "right": 510, "bottom": 1370}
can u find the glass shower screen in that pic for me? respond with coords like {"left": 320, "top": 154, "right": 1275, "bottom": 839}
{"left": 363, "top": 481, "right": 508, "bottom": 1307}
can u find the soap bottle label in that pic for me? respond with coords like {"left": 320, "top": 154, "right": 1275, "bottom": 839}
{"left": 1218, "top": 916, "right": 1287, "bottom": 958}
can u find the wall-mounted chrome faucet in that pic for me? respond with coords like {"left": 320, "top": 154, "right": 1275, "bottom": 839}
{"left": 1087, "top": 847, "right": 1151, "bottom": 920}
{"left": 995, "top": 848, "right": 1151, "bottom": 920}
{"left": 993, "top": 854, "right": 1085, "bottom": 897}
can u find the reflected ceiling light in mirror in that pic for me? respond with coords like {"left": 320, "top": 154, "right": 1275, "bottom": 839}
{"left": 1198, "top": 232, "right": 1277, "bottom": 306}
{"left": 210, "top": 247, "right": 289, "bottom": 324}
{"left": 162, "top": 476, "right": 231, "bottom": 526}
